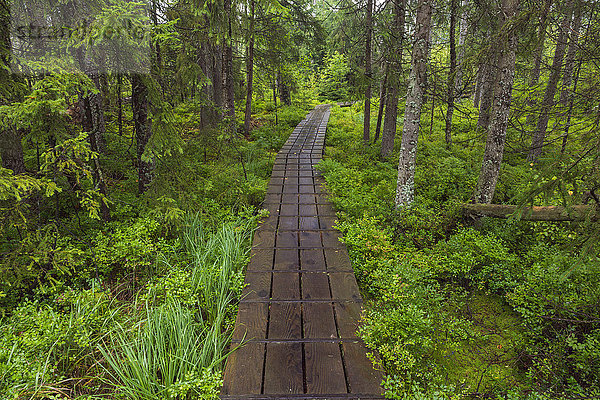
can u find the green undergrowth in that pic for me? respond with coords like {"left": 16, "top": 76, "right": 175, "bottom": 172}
{"left": 0, "top": 99, "right": 311, "bottom": 398}
{"left": 0, "top": 212, "right": 262, "bottom": 399}
{"left": 318, "top": 104, "right": 600, "bottom": 399}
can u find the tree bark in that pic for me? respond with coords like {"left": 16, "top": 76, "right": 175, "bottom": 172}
{"left": 454, "top": 0, "right": 469, "bottom": 96}
{"left": 395, "top": 0, "right": 432, "bottom": 208}
{"left": 477, "top": 33, "right": 495, "bottom": 130}
{"left": 0, "top": 0, "right": 26, "bottom": 174}
{"left": 0, "top": 128, "right": 26, "bottom": 174}
{"left": 223, "top": 0, "right": 235, "bottom": 133}
{"left": 381, "top": 0, "right": 406, "bottom": 158}
{"left": 244, "top": 0, "right": 255, "bottom": 138}
{"left": 363, "top": 0, "right": 373, "bottom": 145}
{"left": 473, "top": 0, "right": 518, "bottom": 204}
{"left": 524, "top": 0, "right": 552, "bottom": 127}
{"left": 559, "top": 2, "right": 582, "bottom": 107}
{"left": 374, "top": 67, "right": 387, "bottom": 143}
{"left": 463, "top": 203, "right": 599, "bottom": 221}
{"left": 132, "top": 74, "right": 154, "bottom": 194}
{"left": 528, "top": 0, "right": 573, "bottom": 162}
{"left": 473, "top": 65, "right": 483, "bottom": 108}
{"left": 278, "top": 73, "right": 291, "bottom": 106}
{"left": 78, "top": 51, "right": 107, "bottom": 154}
{"left": 445, "top": 0, "right": 457, "bottom": 147}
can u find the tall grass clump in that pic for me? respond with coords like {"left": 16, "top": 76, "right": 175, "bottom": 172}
{"left": 99, "top": 213, "right": 258, "bottom": 399}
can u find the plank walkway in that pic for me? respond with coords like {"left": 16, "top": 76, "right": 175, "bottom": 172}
{"left": 221, "top": 105, "right": 384, "bottom": 400}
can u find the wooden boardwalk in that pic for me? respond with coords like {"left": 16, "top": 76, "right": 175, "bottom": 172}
{"left": 221, "top": 105, "right": 384, "bottom": 400}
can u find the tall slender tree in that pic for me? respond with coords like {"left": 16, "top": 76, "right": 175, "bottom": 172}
{"left": 454, "top": 0, "right": 469, "bottom": 95}
{"left": 445, "top": 0, "right": 458, "bottom": 147}
{"left": 132, "top": 74, "right": 153, "bottom": 194}
{"left": 395, "top": 0, "right": 432, "bottom": 207}
{"left": 223, "top": 0, "right": 235, "bottom": 132}
{"left": 524, "top": 0, "right": 552, "bottom": 127}
{"left": 381, "top": 0, "right": 406, "bottom": 158}
{"left": 0, "top": 0, "right": 26, "bottom": 175}
{"left": 474, "top": 0, "right": 519, "bottom": 204}
{"left": 363, "top": 0, "right": 373, "bottom": 145}
{"left": 244, "top": 0, "right": 255, "bottom": 138}
{"left": 529, "top": 0, "right": 574, "bottom": 162}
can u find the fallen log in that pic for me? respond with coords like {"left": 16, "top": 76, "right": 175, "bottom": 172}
{"left": 462, "top": 204, "right": 599, "bottom": 221}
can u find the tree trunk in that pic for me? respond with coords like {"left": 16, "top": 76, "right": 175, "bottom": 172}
{"left": 559, "top": 3, "right": 582, "bottom": 107}
{"left": 77, "top": 49, "right": 107, "bottom": 154}
{"left": 463, "top": 203, "right": 599, "bottom": 221}
{"left": 117, "top": 74, "right": 123, "bottom": 136}
{"left": 445, "top": 0, "right": 457, "bottom": 148}
{"left": 0, "top": 128, "right": 26, "bottom": 174}
{"left": 244, "top": 0, "right": 255, "bottom": 138}
{"left": 561, "top": 2, "right": 587, "bottom": 152}
{"left": 395, "top": 0, "right": 432, "bottom": 208}
{"left": 381, "top": 0, "right": 406, "bottom": 158}
{"left": 278, "top": 73, "right": 291, "bottom": 106}
{"left": 223, "top": 0, "right": 235, "bottom": 133}
{"left": 454, "top": 0, "right": 468, "bottom": 96}
{"left": 477, "top": 33, "right": 495, "bottom": 130}
{"left": 473, "top": 65, "right": 483, "bottom": 108}
{"left": 132, "top": 74, "right": 154, "bottom": 194}
{"left": 524, "top": 0, "right": 552, "bottom": 127}
{"left": 363, "top": 0, "right": 373, "bottom": 145}
{"left": 374, "top": 68, "right": 387, "bottom": 143}
{"left": 528, "top": 0, "right": 573, "bottom": 162}
{"left": 473, "top": 0, "right": 518, "bottom": 204}
{"left": 0, "top": 0, "right": 26, "bottom": 174}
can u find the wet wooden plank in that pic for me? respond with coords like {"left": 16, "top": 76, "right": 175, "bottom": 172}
{"left": 319, "top": 215, "right": 337, "bottom": 229}
{"left": 282, "top": 194, "right": 298, "bottom": 203}
{"left": 272, "top": 272, "right": 300, "bottom": 300}
{"left": 302, "top": 272, "right": 330, "bottom": 300}
{"left": 329, "top": 273, "right": 361, "bottom": 302}
{"left": 342, "top": 341, "right": 383, "bottom": 395}
{"left": 303, "top": 303, "right": 337, "bottom": 338}
{"left": 222, "top": 343, "right": 265, "bottom": 395}
{"left": 299, "top": 203, "right": 318, "bottom": 216}
{"left": 335, "top": 302, "right": 361, "bottom": 338}
{"left": 264, "top": 343, "right": 303, "bottom": 394}
{"left": 258, "top": 214, "right": 278, "bottom": 231}
{"left": 247, "top": 248, "right": 273, "bottom": 271}
{"left": 322, "top": 230, "right": 343, "bottom": 248}
{"left": 300, "top": 249, "right": 326, "bottom": 270}
{"left": 252, "top": 230, "right": 275, "bottom": 248}
{"left": 278, "top": 216, "right": 298, "bottom": 230}
{"left": 283, "top": 177, "right": 299, "bottom": 185}
{"left": 274, "top": 249, "right": 299, "bottom": 270}
{"left": 268, "top": 303, "right": 301, "bottom": 339}
{"left": 268, "top": 178, "right": 284, "bottom": 186}
{"left": 232, "top": 303, "right": 269, "bottom": 341}
{"left": 299, "top": 184, "right": 316, "bottom": 194}
{"left": 299, "top": 231, "right": 321, "bottom": 248}
{"left": 280, "top": 204, "right": 298, "bottom": 216}
{"left": 242, "top": 272, "right": 271, "bottom": 301}
{"left": 305, "top": 342, "right": 347, "bottom": 394}
{"left": 276, "top": 231, "right": 298, "bottom": 247}
{"left": 299, "top": 216, "right": 320, "bottom": 230}
{"left": 317, "top": 203, "right": 336, "bottom": 215}
{"left": 298, "top": 194, "right": 316, "bottom": 204}
{"left": 324, "top": 249, "right": 353, "bottom": 271}
{"left": 264, "top": 192, "right": 281, "bottom": 202}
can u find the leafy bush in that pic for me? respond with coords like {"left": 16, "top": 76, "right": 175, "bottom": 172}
{"left": 0, "top": 289, "right": 120, "bottom": 399}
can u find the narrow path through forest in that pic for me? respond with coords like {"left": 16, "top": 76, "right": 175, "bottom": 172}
{"left": 221, "top": 105, "right": 384, "bottom": 399}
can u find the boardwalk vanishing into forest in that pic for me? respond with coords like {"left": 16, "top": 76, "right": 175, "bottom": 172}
{"left": 221, "top": 105, "right": 384, "bottom": 399}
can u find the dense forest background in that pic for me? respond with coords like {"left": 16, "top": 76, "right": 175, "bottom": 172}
{"left": 0, "top": 0, "right": 599, "bottom": 398}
